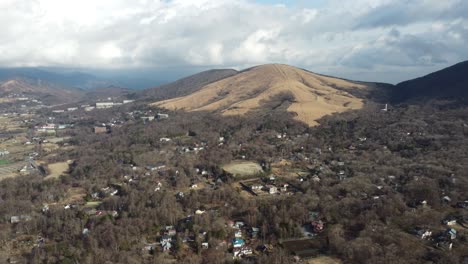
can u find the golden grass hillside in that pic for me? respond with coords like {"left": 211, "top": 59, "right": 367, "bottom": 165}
{"left": 151, "top": 64, "right": 371, "bottom": 126}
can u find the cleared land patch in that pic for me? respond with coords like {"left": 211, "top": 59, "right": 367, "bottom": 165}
{"left": 44, "top": 162, "right": 69, "bottom": 180}
{"left": 222, "top": 160, "right": 263, "bottom": 177}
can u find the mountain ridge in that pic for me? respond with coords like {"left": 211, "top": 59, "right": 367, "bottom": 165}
{"left": 141, "top": 69, "right": 238, "bottom": 101}
{"left": 151, "top": 64, "right": 377, "bottom": 126}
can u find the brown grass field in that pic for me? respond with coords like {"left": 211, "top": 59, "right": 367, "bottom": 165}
{"left": 153, "top": 64, "right": 369, "bottom": 126}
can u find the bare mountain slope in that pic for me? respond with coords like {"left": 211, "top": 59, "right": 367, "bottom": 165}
{"left": 152, "top": 64, "right": 373, "bottom": 126}
{"left": 142, "top": 69, "right": 238, "bottom": 100}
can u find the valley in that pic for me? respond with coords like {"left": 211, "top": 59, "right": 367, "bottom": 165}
{"left": 0, "top": 62, "right": 467, "bottom": 264}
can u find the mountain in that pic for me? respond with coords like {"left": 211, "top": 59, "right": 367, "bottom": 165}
{"left": 0, "top": 68, "right": 113, "bottom": 90}
{"left": 0, "top": 77, "right": 84, "bottom": 104}
{"left": 151, "top": 64, "right": 376, "bottom": 126}
{"left": 394, "top": 60, "right": 468, "bottom": 102}
{"left": 141, "top": 69, "right": 238, "bottom": 100}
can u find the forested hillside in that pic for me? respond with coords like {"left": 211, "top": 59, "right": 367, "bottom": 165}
{"left": 1, "top": 96, "right": 466, "bottom": 263}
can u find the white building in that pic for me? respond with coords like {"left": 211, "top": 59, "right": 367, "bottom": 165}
{"left": 96, "top": 102, "right": 114, "bottom": 109}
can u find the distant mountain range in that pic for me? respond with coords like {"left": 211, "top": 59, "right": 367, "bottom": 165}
{"left": 0, "top": 68, "right": 113, "bottom": 90}
{"left": 1, "top": 61, "right": 466, "bottom": 116}
{"left": 0, "top": 76, "right": 132, "bottom": 105}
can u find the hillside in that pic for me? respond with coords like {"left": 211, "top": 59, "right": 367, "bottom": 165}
{"left": 0, "top": 78, "right": 84, "bottom": 104}
{"left": 142, "top": 69, "right": 238, "bottom": 100}
{"left": 394, "top": 60, "right": 468, "bottom": 102}
{"left": 152, "top": 64, "right": 374, "bottom": 126}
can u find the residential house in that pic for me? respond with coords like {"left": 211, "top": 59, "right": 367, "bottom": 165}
{"left": 161, "top": 236, "right": 172, "bottom": 251}
{"left": 232, "top": 238, "right": 245, "bottom": 248}
{"left": 311, "top": 220, "right": 324, "bottom": 233}
{"left": 10, "top": 216, "right": 20, "bottom": 224}
{"left": 414, "top": 228, "right": 432, "bottom": 240}
{"left": 446, "top": 228, "right": 457, "bottom": 240}
{"left": 279, "top": 183, "right": 289, "bottom": 192}
{"left": 165, "top": 226, "right": 176, "bottom": 236}
{"left": 142, "top": 116, "right": 155, "bottom": 122}
{"left": 442, "top": 196, "right": 452, "bottom": 204}
{"left": 36, "top": 123, "right": 56, "bottom": 133}
{"left": 233, "top": 247, "right": 253, "bottom": 259}
{"left": 234, "top": 221, "right": 245, "bottom": 229}
{"left": 267, "top": 185, "right": 278, "bottom": 194}
{"left": 234, "top": 230, "right": 243, "bottom": 238}
{"left": 250, "top": 184, "right": 263, "bottom": 191}
{"left": 250, "top": 227, "right": 260, "bottom": 238}
{"left": 157, "top": 113, "right": 169, "bottom": 120}
{"left": 443, "top": 216, "right": 457, "bottom": 226}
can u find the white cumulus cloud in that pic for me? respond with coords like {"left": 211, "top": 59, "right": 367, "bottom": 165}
{"left": 0, "top": 0, "right": 467, "bottom": 83}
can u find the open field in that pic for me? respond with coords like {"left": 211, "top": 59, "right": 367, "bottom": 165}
{"left": 0, "top": 116, "right": 28, "bottom": 133}
{"left": 222, "top": 160, "right": 263, "bottom": 177}
{"left": 47, "top": 137, "right": 71, "bottom": 144}
{"left": 44, "top": 161, "right": 69, "bottom": 180}
{"left": 41, "top": 143, "right": 59, "bottom": 153}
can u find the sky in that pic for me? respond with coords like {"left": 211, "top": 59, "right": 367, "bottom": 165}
{"left": 0, "top": 0, "right": 467, "bottom": 84}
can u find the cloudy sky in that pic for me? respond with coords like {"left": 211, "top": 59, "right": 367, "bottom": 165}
{"left": 1, "top": 0, "right": 467, "bottom": 84}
